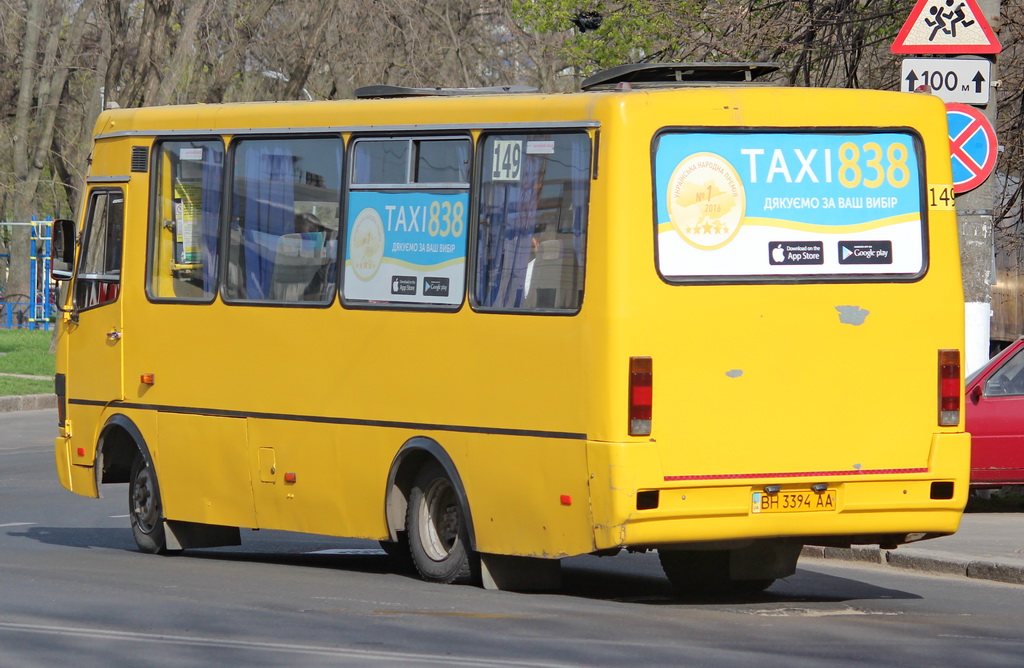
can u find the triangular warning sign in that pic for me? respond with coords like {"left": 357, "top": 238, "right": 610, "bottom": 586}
{"left": 892, "top": 0, "right": 1001, "bottom": 54}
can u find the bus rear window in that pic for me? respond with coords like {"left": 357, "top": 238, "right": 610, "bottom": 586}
{"left": 653, "top": 131, "right": 926, "bottom": 283}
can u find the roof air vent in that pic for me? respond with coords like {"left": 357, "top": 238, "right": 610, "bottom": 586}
{"left": 354, "top": 85, "right": 538, "bottom": 99}
{"left": 581, "top": 62, "right": 780, "bottom": 91}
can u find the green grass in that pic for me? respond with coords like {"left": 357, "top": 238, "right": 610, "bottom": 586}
{"left": 0, "top": 329, "right": 55, "bottom": 395}
{"left": 0, "top": 375, "right": 52, "bottom": 395}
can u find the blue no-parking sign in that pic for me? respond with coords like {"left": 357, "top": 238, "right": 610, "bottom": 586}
{"left": 946, "top": 102, "right": 997, "bottom": 193}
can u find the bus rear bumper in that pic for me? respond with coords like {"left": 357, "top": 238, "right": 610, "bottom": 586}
{"left": 588, "top": 432, "right": 970, "bottom": 551}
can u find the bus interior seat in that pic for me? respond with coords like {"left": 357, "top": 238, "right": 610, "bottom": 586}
{"left": 269, "top": 233, "right": 330, "bottom": 301}
{"left": 526, "top": 239, "right": 575, "bottom": 309}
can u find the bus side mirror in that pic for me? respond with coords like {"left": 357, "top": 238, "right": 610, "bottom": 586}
{"left": 51, "top": 218, "right": 76, "bottom": 281}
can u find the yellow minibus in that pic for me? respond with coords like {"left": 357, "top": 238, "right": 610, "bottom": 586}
{"left": 50, "top": 63, "right": 968, "bottom": 593}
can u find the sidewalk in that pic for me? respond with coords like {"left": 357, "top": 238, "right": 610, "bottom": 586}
{"left": 803, "top": 511, "right": 1024, "bottom": 585}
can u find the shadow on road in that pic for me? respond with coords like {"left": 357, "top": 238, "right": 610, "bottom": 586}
{"left": 8, "top": 526, "right": 136, "bottom": 551}
{"left": 558, "top": 553, "right": 920, "bottom": 605}
{"left": 11, "top": 525, "right": 920, "bottom": 606}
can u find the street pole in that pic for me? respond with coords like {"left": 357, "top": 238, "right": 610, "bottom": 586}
{"left": 958, "top": 0, "right": 1000, "bottom": 374}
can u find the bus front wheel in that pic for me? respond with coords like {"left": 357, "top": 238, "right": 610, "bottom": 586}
{"left": 406, "top": 462, "right": 477, "bottom": 584}
{"left": 129, "top": 454, "right": 169, "bottom": 554}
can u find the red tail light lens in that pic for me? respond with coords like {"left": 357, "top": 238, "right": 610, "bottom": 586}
{"left": 629, "top": 356, "right": 652, "bottom": 436}
{"left": 939, "top": 349, "right": 960, "bottom": 426}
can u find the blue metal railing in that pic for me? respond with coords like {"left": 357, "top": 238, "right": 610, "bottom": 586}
{"left": 1, "top": 220, "right": 54, "bottom": 331}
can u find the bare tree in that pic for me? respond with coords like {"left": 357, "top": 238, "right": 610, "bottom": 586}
{"left": 6, "top": 0, "right": 98, "bottom": 318}
{"left": 995, "top": 4, "right": 1023, "bottom": 232}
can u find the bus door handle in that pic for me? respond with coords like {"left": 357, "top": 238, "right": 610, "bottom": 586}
{"left": 107, "top": 329, "right": 122, "bottom": 342}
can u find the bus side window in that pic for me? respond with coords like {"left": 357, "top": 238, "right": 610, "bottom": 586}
{"left": 224, "top": 136, "right": 342, "bottom": 304}
{"left": 74, "top": 189, "right": 124, "bottom": 311}
{"left": 147, "top": 140, "right": 225, "bottom": 301}
{"left": 473, "top": 133, "right": 590, "bottom": 313}
{"left": 342, "top": 135, "right": 470, "bottom": 309}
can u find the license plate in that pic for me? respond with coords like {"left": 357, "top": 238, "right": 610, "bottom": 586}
{"left": 751, "top": 489, "right": 837, "bottom": 514}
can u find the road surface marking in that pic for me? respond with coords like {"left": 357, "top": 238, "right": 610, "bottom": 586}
{"left": 0, "top": 621, "right": 572, "bottom": 666}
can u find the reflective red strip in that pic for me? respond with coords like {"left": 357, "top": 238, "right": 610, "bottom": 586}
{"left": 664, "top": 467, "right": 929, "bottom": 481}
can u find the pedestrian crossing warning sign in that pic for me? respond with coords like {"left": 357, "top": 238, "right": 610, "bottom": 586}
{"left": 891, "top": 0, "right": 1001, "bottom": 54}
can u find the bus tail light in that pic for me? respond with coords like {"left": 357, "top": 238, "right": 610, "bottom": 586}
{"left": 55, "top": 373, "right": 67, "bottom": 426}
{"left": 629, "top": 356, "right": 652, "bottom": 436}
{"left": 938, "top": 349, "right": 960, "bottom": 426}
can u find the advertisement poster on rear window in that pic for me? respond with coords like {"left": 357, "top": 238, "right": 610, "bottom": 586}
{"left": 654, "top": 132, "right": 926, "bottom": 282}
{"left": 344, "top": 190, "right": 468, "bottom": 305}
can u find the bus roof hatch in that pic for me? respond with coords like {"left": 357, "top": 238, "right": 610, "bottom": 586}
{"left": 581, "top": 62, "right": 780, "bottom": 91}
{"left": 355, "top": 85, "right": 539, "bottom": 99}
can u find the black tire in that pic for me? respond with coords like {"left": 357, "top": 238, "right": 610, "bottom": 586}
{"left": 129, "top": 454, "right": 170, "bottom": 554}
{"left": 659, "top": 549, "right": 774, "bottom": 596}
{"left": 406, "top": 462, "right": 477, "bottom": 584}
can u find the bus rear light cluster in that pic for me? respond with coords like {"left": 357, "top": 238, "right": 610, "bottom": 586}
{"left": 629, "top": 356, "right": 653, "bottom": 436}
{"left": 938, "top": 349, "right": 960, "bottom": 426}
{"left": 54, "top": 373, "right": 67, "bottom": 427}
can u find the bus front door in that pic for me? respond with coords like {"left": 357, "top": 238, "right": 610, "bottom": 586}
{"left": 66, "top": 188, "right": 126, "bottom": 451}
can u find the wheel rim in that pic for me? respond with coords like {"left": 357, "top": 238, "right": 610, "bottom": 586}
{"left": 418, "top": 477, "right": 460, "bottom": 562}
{"left": 132, "top": 464, "right": 159, "bottom": 534}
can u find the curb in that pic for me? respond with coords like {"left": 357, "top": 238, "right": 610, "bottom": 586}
{"left": 801, "top": 545, "right": 1024, "bottom": 586}
{"left": 0, "top": 394, "right": 56, "bottom": 413}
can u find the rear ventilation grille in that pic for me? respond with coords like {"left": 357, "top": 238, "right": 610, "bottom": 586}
{"left": 131, "top": 146, "right": 149, "bottom": 172}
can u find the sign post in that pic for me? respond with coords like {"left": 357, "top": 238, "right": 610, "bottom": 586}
{"left": 893, "top": 0, "right": 1002, "bottom": 373}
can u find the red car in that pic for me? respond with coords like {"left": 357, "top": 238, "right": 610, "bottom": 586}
{"left": 966, "top": 337, "right": 1024, "bottom": 487}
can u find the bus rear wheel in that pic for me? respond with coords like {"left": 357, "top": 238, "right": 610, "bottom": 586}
{"left": 659, "top": 549, "right": 774, "bottom": 596}
{"left": 406, "top": 462, "right": 476, "bottom": 584}
{"left": 129, "top": 454, "right": 169, "bottom": 554}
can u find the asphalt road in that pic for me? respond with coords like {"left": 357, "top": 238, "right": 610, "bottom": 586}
{"left": 2, "top": 409, "right": 1023, "bottom": 667}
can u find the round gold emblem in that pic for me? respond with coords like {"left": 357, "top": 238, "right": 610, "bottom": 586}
{"left": 667, "top": 152, "right": 745, "bottom": 250}
{"left": 349, "top": 208, "right": 385, "bottom": 281}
